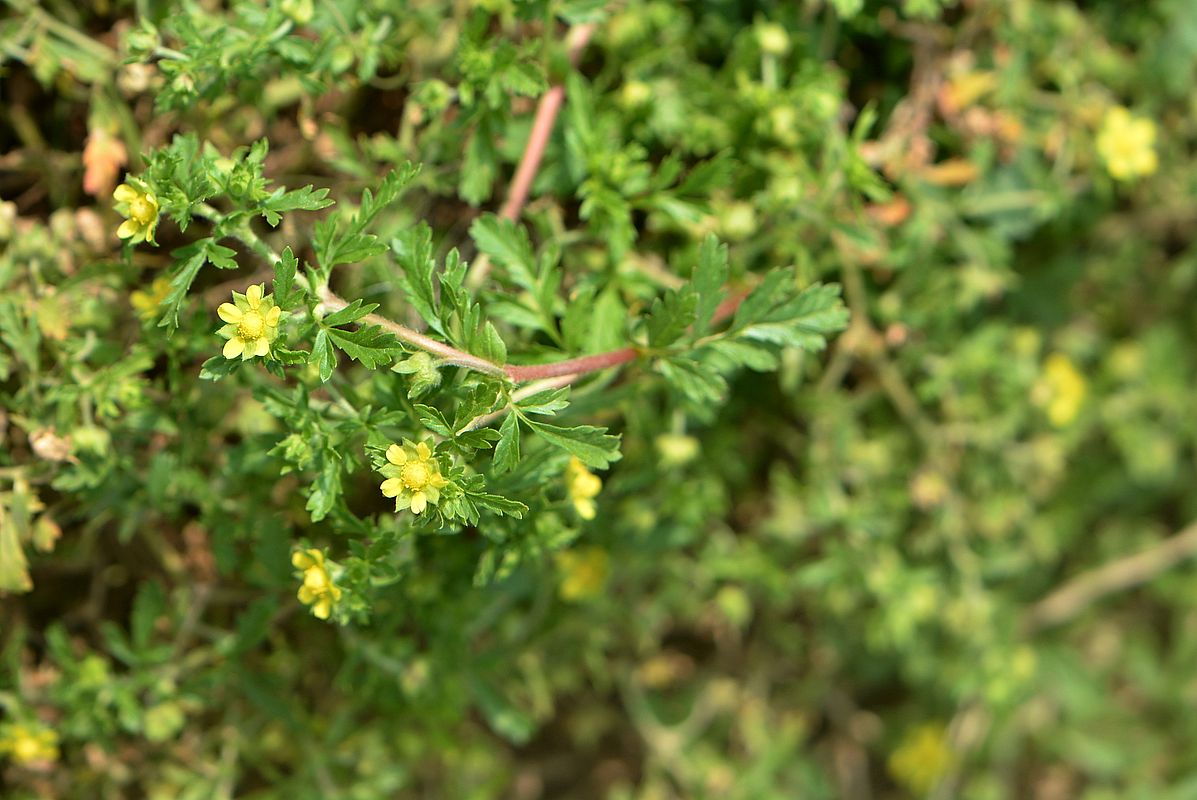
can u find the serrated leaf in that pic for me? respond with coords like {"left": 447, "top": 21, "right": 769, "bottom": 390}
{"left": 311, "top": 329, "right": 336, "bottom": 382}
{"left": 199, "top": 355, "right": 242, "bottom": 381}
{"left": 516, "top": 387, "right": 569, "bottom": 416}
{"left": 470, "top": 214, "right": 537, "bottom": 292}
{"left": 326, "top": 325, "right": 402, "bottom": 369}
{"left": 413, "top": 404, "right": 454, "bottom": 437}
{"left": 273, "top": 246, "right": 299, "bottom": 308}
{"left": 522, "top": 417, "right": 621, "bottom": 469}
{"left": 392, "top": 224, "right": 442, "bottom": 334}
{"left": 492, "top": 413, "right": 520, "bottom": 474}
{"left": 259, "top": 184, "right": 333, "bottom": 227}
{"left": 657, "top": 357, "right": 727, "bottom": 404}
{"left": 472, "top": 320, "right": 507, "bottom": 365}
{"left": 692, "top": 234, "right": 729, "bottom": 338}
{"left": 647, "top": 288, "right": 697, "bottom": 348}
{"left": 322, "top": 299, "right": 379, "bottom": 328}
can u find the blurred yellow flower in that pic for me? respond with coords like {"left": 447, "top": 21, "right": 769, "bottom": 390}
{"left": 1034, "top": 353, "right": 1087, "bottom": 427}
{"left": 0, "top": 722, "right": 59, "bottom": 767}
{"left": 379, "top": 440, "right": 447, "bottom": 515}
{"left": 888, "top": 722, "right": 953, "bottom": 795}
{"left": 556, "top": 547, "right": 609, "bottom": 601}
{"left": 1096, "top": 106, "right": 1158, "bottom": 181}
{"left": 131, "top": 277, "right": 172, "bottom": 320}
{"left": 564, "top": 457, "right": 602, "bottom": 520}
{"left": 113, "top": 180, "right": 160, "bottom": 244}
{"left": 216, "top": 284, "right": 284, "bottom": 360}
{"left": 292, "top": 548, "right": 341, "bottom": 620}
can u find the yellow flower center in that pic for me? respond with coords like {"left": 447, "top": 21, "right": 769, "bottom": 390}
{"left": 401, "top": 460, "right": 431, "bottom": 490}
{"left": 238, "top": 310, "right": 265, "bottom": 339}
{"left": 129, "top": 196, "right": 155, "bottom": 224}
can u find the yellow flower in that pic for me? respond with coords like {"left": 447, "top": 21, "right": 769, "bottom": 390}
{"left": 130, "top": 277, "right": 172, "bottom": 320}
{"left": 113, "top": 180, "right": 160, "bottom": 244}
{"left": 556, "top": 547, "right": 610, "bottom": 601}
{"left": 1096, "top": 106, "right": 1158, "bottom": 181}
{"left": 888, "top": 722, "right": 953, "bottom": 795}
{"left": 291, "top": 548, "right": 342, "bottom": 620}
{"left": 379, "top": 440, "right": 448, "bottom": 515}
{"left": 1033, "top": 353, "right": 1087, "bottom": 428}
{"left": 0, "top": 723, "right": 59, "bottom": 767}
{"left": 216, "top": 284, "right": 285, "bottom": 360}
{"left": 564, "top": 457, "right": 602, "bottom": 520}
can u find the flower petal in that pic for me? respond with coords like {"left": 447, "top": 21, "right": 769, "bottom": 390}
{"left": 410, "top": 492, "right": 427, "bottom": 514}
{"left": 246, "top": 284, "right": 263, "bottom": 308}
{"left": 298, "top": 585, "right": 316, "bottom": 604}
{"left": 292, "top": 551, "right": 315, "bottom": 569}
{"left": 113, "top": 184, "right": 138, "bottom": 203}
{"left": 218, "top": 303, "right": 243, "bottom": 324}
{"left": 313, "top": 598, "right": 331, "bottom": 620}
{"left": 265, "top": 305, "right": 282, "bottom": 325}
{"left": 386, "top": 444, "right": 407, "bottom": 465}
{"left": 116, "top": 219, "right": 140, "bottom": 239}
{"left": 380, "top": 477, "right": 403, "bottom": 498}
{"left": 253, "top": 337, "right": 270, "bottom": 357}
{"left": 415, "top": 442, "right": 431, "bottom": 459}
{"left": 223, "top": 337, "right": 245, "bottom": 359}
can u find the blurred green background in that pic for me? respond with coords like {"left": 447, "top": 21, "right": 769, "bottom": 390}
{"left": 3, "top": 0, "right": 1197, "bottom": 797}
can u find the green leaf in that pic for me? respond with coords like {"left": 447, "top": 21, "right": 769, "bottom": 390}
{"left": 322, "top": 299, "right": 379, "bottom": 328}
{"left": 0, "top": 504, "right": 32, "bottom": 594}
{"left": 470, "top": 214, "right": 537, "bottom": 292}
{"left": 472, "top": 320, "right": 507, "bottom": 365}
{"left": 259, "top": 184, "right": 333, "bottom": 227}
{"left": 516, "top": 387, "right": 569, "bottom": 416}
{"left": 647, "top": 288, "right": 698, "bottom": 348}
{"left": 657, "top": 357, "right": 727, "bottom": 404}
{"left": 130, "top": 580, "right": 166, "bottom": 651}
{"left": 157, "top": 242, "right": 208, "bottom": 334}
{"left": 311, "top": 329, "right": 336, "bottom": 382}
{"left": 413, "top": 404, "right": 454, "bottom": 437}
{"left": 199, "top": 355, "right": 242, "bottom": 381}
{"left": 392, "top": 224, "right": 442, "bottom": 334}
{"left": 472, "top": 678, "right": 534, "bottom": 744}
{"left": 492, "top": 413, "right": 520, "bottom": 474}
{"left": 273, "top": 246, "right": 299, "bottom": 308}
{"left": 326, "top": 325, "right": 402, "bottom": 369}
{"left": 0, "top": 299, "right": 39, "bottom": 371}
{"left": 691, "top": 234, "right": 729, "bottom": 338}
{"left": 522, "top": 417, "right": 621, "bottom": 469}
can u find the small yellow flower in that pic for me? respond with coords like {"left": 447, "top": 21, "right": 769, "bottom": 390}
{"left": 1033, "top": 353, "right": 1087, "bottom": 428}
{"left": 130, "top": 277, "right": 172, "bottom": 320}
{"left": 216, "top": 284, "right": 285, "bottom": 360}
{"left": 113, "top": 180, "right": 160, "bottom": 244}
{"left": 291, "top": 548, "right": 342, "bottom": 620}
{"left": 555, "top": 547, "right": 610, "bottom": 601}
{"left": 564, "top": 457, "right": 602, "bottom": 520}
{"left": 379, "top": 440, "right": 448, "bottom": 515}
{"left": 0, "top": 722, "right": 59, "bottom": 767}
{"left": 888, "top": 722, "right": 953, "bottom": 795}
{"left": 1096, "top": 106, "right": 1158, "bottom": 181}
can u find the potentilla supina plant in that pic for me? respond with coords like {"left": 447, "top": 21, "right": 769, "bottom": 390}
{"left": 564, "top": 457, "right": 602, "bottom": 520}
{"left": 112, "top": 179, "right": 160, "bottom": 244}
{"left": 291, "top": 548, "right": 342, "bottom": 620}
{"left": 216, "top": 284, "right": 285, "bottom": 360}
{"left": 379, "top": 440, "right": 448, "bottom": 515}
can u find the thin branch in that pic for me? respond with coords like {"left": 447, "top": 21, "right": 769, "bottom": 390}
{"left": 1024, "top": 518, "right": 1197, "bottom": 633}
{"left": 458, "top": 374, "right": 578, "bottom": 434}
{"left": 464, "top": 22, "right": 596, "bottom": 292}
